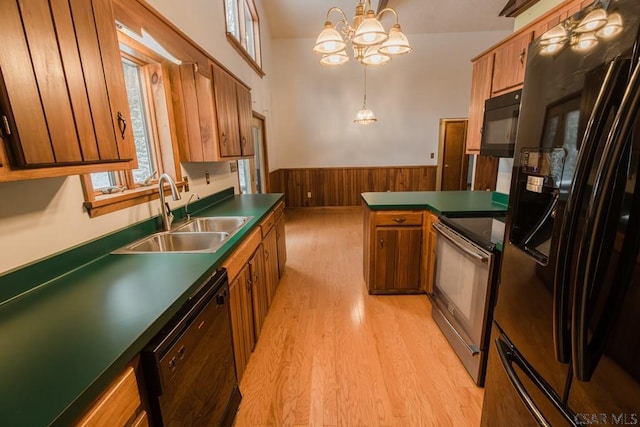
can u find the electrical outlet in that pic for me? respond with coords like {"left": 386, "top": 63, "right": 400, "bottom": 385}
{"left": 307, "top": 191, "right": 312, "bottom": 198}
{"left": 430, "top": 152, "right": 435, "bottom": 159}
{"left": 205, "top": 171, "right": 210, "bottom": 184}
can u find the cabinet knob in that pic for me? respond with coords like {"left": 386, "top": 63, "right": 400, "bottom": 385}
{"left": 519, "top": 49, "right": 525, "bottom": 65}
{"left": 379, "top": 237, "right": 384, "bottom": 247}
{"left": 222, "top": 132, "right": 227, "bottom": 144}
{"left": 392, "top": 217, "right": 407, "bottom": 224}
{"left": 1, "top": 115, "right": 11, "bottom": 136}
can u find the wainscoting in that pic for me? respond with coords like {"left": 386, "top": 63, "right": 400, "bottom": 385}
{"left": 268, "top": 166, "right": 437, "bottom": 207}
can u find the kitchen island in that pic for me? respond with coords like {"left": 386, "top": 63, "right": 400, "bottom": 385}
{"left": 361, "top": 191, "right": 507, "bottom": 294}
{"left": 0, "top": 189, "right": 284, "bottom": 426}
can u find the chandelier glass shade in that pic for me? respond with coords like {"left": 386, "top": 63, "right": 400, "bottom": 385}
{"left": 313, "top": 1, "right": 412, "bottom": 66}
{"left": 539, "top": 3, "right": 623, "bottom": 56}
{"left": 354, "top": 67, "right": 377, "bottom": 125}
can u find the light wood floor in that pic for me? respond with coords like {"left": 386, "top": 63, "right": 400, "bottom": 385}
{"left": 234, "top": 207, "right": 484, "bottom": 426}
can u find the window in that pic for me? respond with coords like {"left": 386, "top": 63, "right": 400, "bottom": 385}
{"left": 81, "top": 32, "right": 182, "bottom": 217}
{"left": 224, "top": 0, "right": 264, "bottom": 76}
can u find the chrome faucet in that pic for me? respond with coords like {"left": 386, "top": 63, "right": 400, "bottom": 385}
{"left": 158, "top": 173, "right": 181, "bottom": 231}
{"left": 185, "top": 193, "right": 200, "bottom": 220}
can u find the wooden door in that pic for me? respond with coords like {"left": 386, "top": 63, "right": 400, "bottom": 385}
{"left": 212, "top": 64, "right": 241, "bottom": 157}
{"left": 466, "top": 54, "right": 494, "bottom": 154}
{"left": 440, "top": 120, "right": 469, "bottom": 191}
{"left": 491, "top": 30, "right": 533, "bottom": 96}
{"left": 249, "top": 245, "right": 268, "bottom": 341}
{"left": 276, "top": 213, "right": 287, "bottom": 278}
{"left": 373, "top": 227, "right": 422, "bottom": 291}
{"left": 236, "top": 83, "right": 254, "bottom": 156}
{"left": 263, "top": 227, "right": 279, "bottom": 307}
{"left": 0, "top": 0, "right": 134, "bottom": 167}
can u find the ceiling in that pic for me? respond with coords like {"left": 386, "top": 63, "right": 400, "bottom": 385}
{"left": 261, "top": 0, "right": 516, "bottom": 39}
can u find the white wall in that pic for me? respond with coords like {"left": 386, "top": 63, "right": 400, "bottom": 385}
{"left": 270, "top": 31, "right": 510, "bottom": 169}
{"left": 0, "top": 1, "right": 274, "bottom": 275}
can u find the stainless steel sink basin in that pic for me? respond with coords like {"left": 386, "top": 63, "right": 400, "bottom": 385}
{"left": 113, "top": 231, "right": 230, "bottom": 254}
{"left": 173, "top": 216, "right": 252, "bottom": 233}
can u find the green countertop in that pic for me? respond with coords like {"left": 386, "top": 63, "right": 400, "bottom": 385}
{"left": 0, "top": 192, "right": 283, "bottom": 427}
{"left": 361, "top": 191, "right": 508, "bottom": 216}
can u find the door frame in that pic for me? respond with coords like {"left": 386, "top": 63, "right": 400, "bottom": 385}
{"left": 436, "top": 118, "right": 469, "bottom": 191}
{"left": 252, "top": 111, "right": 270, "bottom": 192}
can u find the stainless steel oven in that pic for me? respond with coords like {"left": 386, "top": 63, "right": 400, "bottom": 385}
{"left": 431, "top": 217, "right": 502, "bottom": 386}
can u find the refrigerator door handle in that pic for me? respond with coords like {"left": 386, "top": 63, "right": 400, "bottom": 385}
{"left": 495, "top": 337, "right": 577, "bottom": 427}
{"left": 573, "top": 59, "right": 640, "bottom": 381}
{"left": 553, "top": 58, "right": 630, "bottom": 364}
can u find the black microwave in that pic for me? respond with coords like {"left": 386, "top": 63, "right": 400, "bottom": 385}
{"left": 480, "top": 89, "right": 521, "bottom": 158}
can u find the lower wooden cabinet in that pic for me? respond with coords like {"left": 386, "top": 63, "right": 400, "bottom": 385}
{"left": 75, "top": 359, "right": 147, "bottom": 427}
{"left": 223, "top": 201, "right": 287, "bottom": 383}
{"left": 229, "top": 264, "right": 255, "bottom": 382}
{"left": 425, "top": 212, "right": 439, "bottom": 295}
{"left": 275, "top": 204, "right": 287, "bottom": 278}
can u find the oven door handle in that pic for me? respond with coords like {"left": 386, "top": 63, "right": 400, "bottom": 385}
{"left": 436, "top": 306, "right": 480, "bottom": 356}
{"left": 433, "top": 222, "right": 489, "bottom": 263}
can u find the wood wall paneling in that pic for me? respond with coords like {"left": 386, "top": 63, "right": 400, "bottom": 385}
{"left": 269, "top": 166, "right": 437, "bottom": 208}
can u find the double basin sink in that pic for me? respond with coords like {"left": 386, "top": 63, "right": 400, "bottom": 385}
{"left": 114, "top": 216, "right": 252, "bottom": 254}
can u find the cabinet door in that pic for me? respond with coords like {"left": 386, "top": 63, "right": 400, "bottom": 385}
{"left": 236, "top": 83, "right": 254, "bottom": 157}
{"left": 426, "top": 213, "right": 439, "bottom": 294}
{"left": 249, "top": 245, "right": 268, "bottom": 341}
{"left": 491, "top": 30, "right": 534, "bottom": 96}
{"left": 263, "top": 227, "right": 280, "bottom": 307}
{"left": 212, "top": 64, "right": 241, "bottom": 157}
{"left": 169, "top": 64, "right": 220, "bottom": 162}
{"left": 466, "top": 54, "right": 494, "bottom": 154}
{"left": 372, "top": 227, "right": 422, "bottom": 291}
{"left": 275, "top": 213, "right": 287, "bottom": 278}
{"left": 0, "top": 0, "right": 134, "bottom": 168}
{"left": 229, "top": 266, "right": 254, "bottom": 381}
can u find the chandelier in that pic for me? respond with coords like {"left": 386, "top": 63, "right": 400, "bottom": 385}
{"left": 312, "top": 0, "right": 412, "bottom": 66}
{"left": 539, "top": 3, "right": 623, "bottom": 55}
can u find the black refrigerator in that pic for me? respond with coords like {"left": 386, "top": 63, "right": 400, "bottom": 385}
{"left": 481, "top": 0, "right": 640, "bottom": 425}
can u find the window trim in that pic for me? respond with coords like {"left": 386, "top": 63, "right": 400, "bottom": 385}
{"left": 224, "top": 0, "right": 265, "bottom": 77}
{"left": 81, "top": 32, "right": 183, "bottom": 218}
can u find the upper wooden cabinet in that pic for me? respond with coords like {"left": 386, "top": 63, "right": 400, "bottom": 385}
{"left": 236, "top": 84, "right": 255, "bottom": 157}
{"left": 466, "top": 54, "right": 494, "bottom": 154}
{"left": 491, "top": 30, "right": 534, "bottom": 96}
{"left": 465, "top": 0, "right": 590, "bottom": 155}
{"left": 212, "top": 64, "right": 254, "bottom": 158}
{"left": 169, "top": 63, "right": 220, "bottom": 162}
{"left": 0, "top": 0, "right": 135, "bottom": 179}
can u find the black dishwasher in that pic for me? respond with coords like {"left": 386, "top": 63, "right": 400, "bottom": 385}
{"left": 142, "top": 269, "right": 241, "bottom": 426}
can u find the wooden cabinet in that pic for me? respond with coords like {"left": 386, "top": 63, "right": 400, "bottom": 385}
{"left": 491, "top": 30, "right": 534, "bottom": 96}
{"left": 229, "top": 264, "right": 255, "bottom": 382}
{"left": 261, "top": 209, "right": 280, "bottom": 306}
{"left": 466, "top": 54, "right": 494, "bottom": 154}
{"left": 169, "top": 63, "right": 220, "bottom": 162}
{"left": 249, "top": 244, "right": 268, "bottom": 340}
{"left": 364, "top": 209, "right": 425, "bottom": 294}
{"left": 275, "top": 203, "right": 287, "bottom": 277}
{"left": 425, "top": 212, "right": 439, "bottom": 294}
{"left": 0, "top": 0, "right": 136, "bottom": 181}
{"left": 212, "top": 64, "right": 254, "bottom": 158}
{"left": 236, "top": 83, "right": 255, "bottom": 156}
{"left": 75, "top": 360, "right": 146, "bottom": 427}
{"left": 465, "top": 0, "right": 590, "bottom": 156}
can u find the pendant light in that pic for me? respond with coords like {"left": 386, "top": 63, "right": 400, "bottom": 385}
{"left": 354, "top": 67, "right": 377, "bottom": 125}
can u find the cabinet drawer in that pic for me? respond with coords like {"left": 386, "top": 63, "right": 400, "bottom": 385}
{"left": 75, "top": 366, "right": 140, "bottom": 427}
{"left": 374, "top": 211, "right": 423, "bottom": 226}
{"left": 260, "top": 210, "right": 276, "bottom": 237}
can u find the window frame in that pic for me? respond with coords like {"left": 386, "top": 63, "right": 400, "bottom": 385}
{"left": 224, "top": 0, "right": 265, "bottom": 77}
{"left": 81, "top": 31, "right": 184, "bottom": 218}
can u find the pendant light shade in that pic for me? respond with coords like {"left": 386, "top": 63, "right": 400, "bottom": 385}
{"left": 352, "top": 10, "right": 388, "bottom": 46}
{"left": 361, "top": 45, "right": 391, "bottom": 66}
{"left": 320, "top": 50, "right": 349, "bottom": 65}
{"left": 354, "top": 108, "right": 377, "bottom": 124}
{"left": 313, "top": 22, "right": 346, "bottom": 54}
{"left": 379, "top": 24, "right": 412, "bottom": 55}
{"left": 596, "top": 13, "right": 622, "bottom": 38}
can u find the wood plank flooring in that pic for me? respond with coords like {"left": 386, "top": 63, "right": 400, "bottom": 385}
{"left": 234, "top": 207, "right": 483, "bottom": 426}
